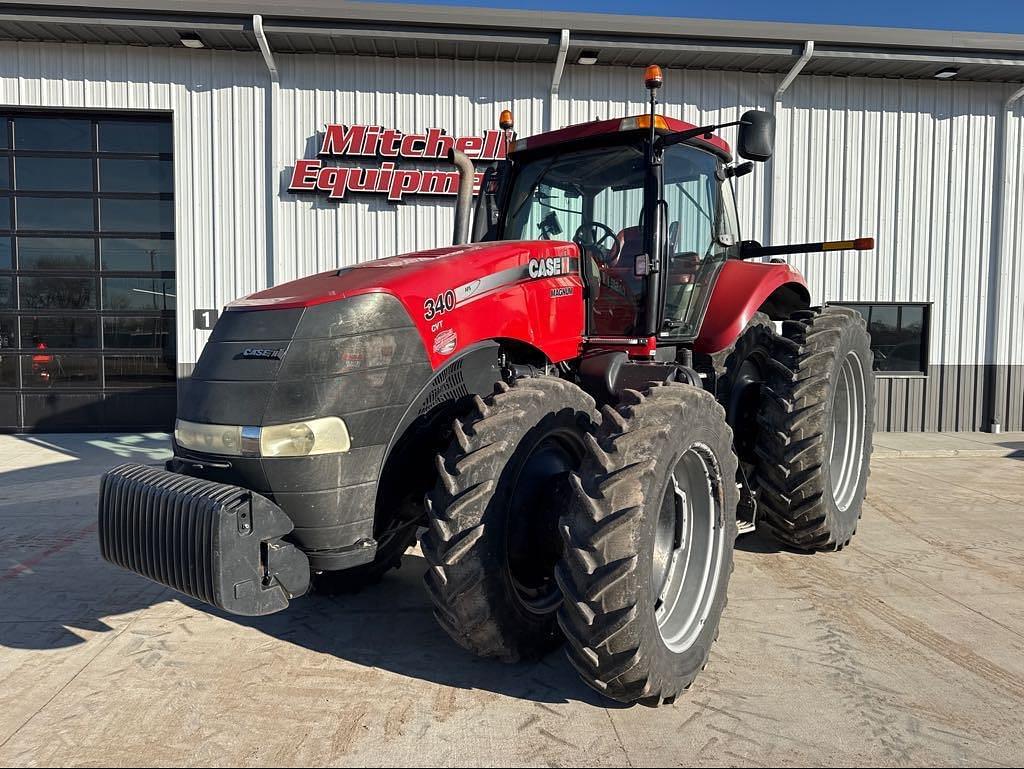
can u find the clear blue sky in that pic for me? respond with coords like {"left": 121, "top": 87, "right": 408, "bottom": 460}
{"left": 368, "top": 0, "right": 1024, "bottom": 34}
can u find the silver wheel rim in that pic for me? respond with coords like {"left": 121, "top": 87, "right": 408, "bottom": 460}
{"left": 829, "top": 351, "right": 867, "bottom": 512}
{"left": 652, "top": 443, "right": 726, "bottom": 654}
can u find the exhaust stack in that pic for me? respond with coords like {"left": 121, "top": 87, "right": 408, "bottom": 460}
{"left": 448, "top": 148, "right": 474, "bottom": 245}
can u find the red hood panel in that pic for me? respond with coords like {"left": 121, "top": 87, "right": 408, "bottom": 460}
{"left": 227, "top": 240, "right": 586, "bottom": 368}
{"left": 229, "top": 241, "right": 572, "bottom": 310}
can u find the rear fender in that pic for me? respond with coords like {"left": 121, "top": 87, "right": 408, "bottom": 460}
{"left": 695, "top": 260, "right": 810, "bottom": 354}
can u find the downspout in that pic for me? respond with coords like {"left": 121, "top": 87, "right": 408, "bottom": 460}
{"left": 764, "top": 41, "right": 815, "bottom": 252}
{"left": 985, "top": 83, "right": 1024, "bottom": 433}
{"left": 774, "top": 40, "right": 814, "bottom": 102}
{"left": 547, "top": 29, "right": 570, "bottom": 132}
{"left": 253, "top": 14, "right": 278, "bottom": 81}
{"left": 254, "top": 14, "right": 278, "bottom": 289}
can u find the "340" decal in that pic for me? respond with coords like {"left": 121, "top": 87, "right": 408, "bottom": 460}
{"left": 423, "top": 289, "right": 457, "bottom": 321}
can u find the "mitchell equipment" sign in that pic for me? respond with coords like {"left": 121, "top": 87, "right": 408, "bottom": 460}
{"left": 288, "top": 124, "right": 507, "bottom": 202}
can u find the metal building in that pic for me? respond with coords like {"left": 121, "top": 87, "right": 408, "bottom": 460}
{"left": 0, "top": 0, "right": 1022, "bottom": 432}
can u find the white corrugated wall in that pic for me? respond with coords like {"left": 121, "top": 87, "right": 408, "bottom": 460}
{"left": 2, "top": 41, "right": 1022, "bottom": 429}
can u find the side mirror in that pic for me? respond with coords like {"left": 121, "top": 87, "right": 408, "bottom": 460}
{"left": 634, "top": 253, "right": 650, "bottom": 277}
{"left": 737, "top": 110, "right": 775, "bottom": 162}
{"left": 720, "top": 161, "right": 754, "bottom": 180}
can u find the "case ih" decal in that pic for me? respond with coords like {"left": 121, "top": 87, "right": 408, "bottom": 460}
{"left": 527, "top": 257, "right": 570, "bottom": 279}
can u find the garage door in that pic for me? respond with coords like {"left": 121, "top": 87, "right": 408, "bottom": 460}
{"left": 0, "top": 112, "right": 176, "bottom": 431}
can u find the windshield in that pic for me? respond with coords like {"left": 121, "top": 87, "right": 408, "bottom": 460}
{"left": 503, "top": 143, "right": 646, "bottom": 244}
{"left": 503, "top": 142, "right": 649, "bottom": 335}
{"left": 502, "top": 140, "right": 733, "bottom": 340}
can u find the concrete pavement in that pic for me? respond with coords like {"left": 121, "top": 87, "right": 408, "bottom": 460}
{"left": 0, "top": 432, "right": 1022, "bottom": 766}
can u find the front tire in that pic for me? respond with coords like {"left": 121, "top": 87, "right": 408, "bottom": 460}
{"left": 422, "top": 376, "right": 597, "bottom": 662}
{"left": 557, "top": 384, "right": 738, "bottom": 706}
{"left": 755, "top": 306, "right": 875, "bottom": 551}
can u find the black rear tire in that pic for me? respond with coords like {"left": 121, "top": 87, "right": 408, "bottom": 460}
{"left": 422, "top": 376, "right": 597, "bottom": 662}
{"left": 557, "top": 384, "right": 738, "bottom": 706}
{"left": 754, "top": 306, "right": 875, "bottom": 551}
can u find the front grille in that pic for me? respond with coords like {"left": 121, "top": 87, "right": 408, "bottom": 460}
{"left": 98, "top": 463, "right": 309, "bottom": 616}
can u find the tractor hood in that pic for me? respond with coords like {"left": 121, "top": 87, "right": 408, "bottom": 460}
{"left": 228, "top": 240, "right": 586, "bottom": 368}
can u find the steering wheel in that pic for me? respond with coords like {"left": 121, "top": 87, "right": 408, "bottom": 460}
{"left": 572, "top": 222, "right": 618, "bottom": 264}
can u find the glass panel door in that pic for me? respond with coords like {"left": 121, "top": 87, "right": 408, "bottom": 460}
{"left": 0, "top": 111, "right": 175, "bottom": 431}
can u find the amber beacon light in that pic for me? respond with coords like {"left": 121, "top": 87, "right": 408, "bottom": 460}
{"left": 644, "top": 64, "right": 663, "bottom": 90}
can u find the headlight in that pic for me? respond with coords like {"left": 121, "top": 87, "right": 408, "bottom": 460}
{"left": 174, "top": 417, "right": 350, "bottom": 457}
{"left": 174, "top": 420, "right": 244, "bottom": 456}
{"left": 260, "top": 417, "right": 351, "bottom": 457}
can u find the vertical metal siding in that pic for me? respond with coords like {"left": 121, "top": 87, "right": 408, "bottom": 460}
{"left": 994, "top": 95, "right": 1024, "bottom": 431}
{"left": 774, "top": 76, "right": 1018, "bottom": 431}
{"left": 3, "top": 42, "right": 1022, "bottom": 430}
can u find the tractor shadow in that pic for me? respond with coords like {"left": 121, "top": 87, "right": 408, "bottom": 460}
{"left": 734, "top": 528, "right": 812, "bottom": 555}
{"left": 222, "top": 552, "right": 614, "bottom": 707}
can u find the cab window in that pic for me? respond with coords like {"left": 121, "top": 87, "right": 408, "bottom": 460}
{"left": 661, "top": 146, "right": 734, "bottom": 337}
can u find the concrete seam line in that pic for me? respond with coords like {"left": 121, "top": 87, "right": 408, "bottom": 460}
{"left": 0, "top": 600, "right": 155, "bottom": 751}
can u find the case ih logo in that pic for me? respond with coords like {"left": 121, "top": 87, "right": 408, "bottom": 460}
{"left": 288, "top": 124, "right": 507, "bottom": 202}
{"left": 240, "top": 347, "right": 285, "bottom": 360}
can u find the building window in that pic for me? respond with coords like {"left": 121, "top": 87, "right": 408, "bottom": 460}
{"left": 833, "top": 303, "right": 929, "bottom": 375}
{"left": 0, "top": 111, "right": 175, "bottom": 431}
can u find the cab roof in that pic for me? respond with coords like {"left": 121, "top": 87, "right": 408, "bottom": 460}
{"left": 510, "top": 114, "right": 732, "bottom": 161}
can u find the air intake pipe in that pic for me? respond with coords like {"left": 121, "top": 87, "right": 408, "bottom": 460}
{"left": 448, "top": 148, "right": 474, "bottom": 245}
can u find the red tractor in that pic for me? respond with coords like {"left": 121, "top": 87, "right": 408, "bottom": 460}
{"left": 98, "top": 66, "right": 875, "bottom": 706}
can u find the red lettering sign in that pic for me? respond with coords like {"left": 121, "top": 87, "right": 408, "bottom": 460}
{"left": 293, "top": 123, "right": 507, "bottom": 202}
{"left": 317, "top": 124, "right": 506, "bottom": 162}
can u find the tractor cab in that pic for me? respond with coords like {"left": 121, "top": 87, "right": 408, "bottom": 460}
{"left": 483, "top": 65, "right": 776, "bottom": 350}
{"left": 499, "top": 119, "right": 739, "bottom": 341}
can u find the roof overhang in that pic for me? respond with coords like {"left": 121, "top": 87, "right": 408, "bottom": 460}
{"left": 0, "top": 0, "right": 1022, "bottom": 84}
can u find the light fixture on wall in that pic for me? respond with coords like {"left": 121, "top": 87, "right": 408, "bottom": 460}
{"left": 933, "top": 67, "right": 959, "bottom": 80}
{"left": 179, "top": 32, "right": 205, "bottom": 49}
{"left": 577, "top": 50, "right": 599, "bottom": 65}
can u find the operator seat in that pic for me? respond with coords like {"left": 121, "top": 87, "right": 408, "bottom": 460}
{"left": 606, "top": 222, "right": 679, "bottom": 266}
{"left": 608, "top": 225, "right": 644, "bottom": 267}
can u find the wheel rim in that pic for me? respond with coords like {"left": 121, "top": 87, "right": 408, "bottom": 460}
{"left": 829, "top": 351, "right": 867, "bottom": 512}
{"left": 652, "top": 443, "right": 727, "bottom": 653}
{"left": 505, "top": 427, "right": 583, "bottom": 615}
